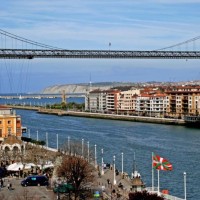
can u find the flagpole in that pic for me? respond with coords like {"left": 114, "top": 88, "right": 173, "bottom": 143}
{"left": 183, "top": 172, "right": 187, "bottom": 200}
{"left": 158, "top": 170, "right": 160, "bottom": 195}
{"left": 152, "top": 152, "right": 154, "bottom": 191}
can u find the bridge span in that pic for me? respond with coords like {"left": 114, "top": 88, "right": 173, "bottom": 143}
{"left": 0, "top": 93, "right": 85, "bottom": 100}
{"left": 0, "top": 49, "right": 200, "bottom": 59}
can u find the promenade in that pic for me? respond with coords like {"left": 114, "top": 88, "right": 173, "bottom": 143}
{"left": 95, "top": 167, "right": 132, "bottom": 200}
{"left": 10, "top": 105, "right": 185, "bottom": 126}
{"left": 0, "top": 168, "right": 132, "bottom": 200}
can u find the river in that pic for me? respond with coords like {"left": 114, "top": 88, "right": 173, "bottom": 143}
{"left": 0, "top": 96, "right": 198, "bottom": 199}
{"left": 15, "top": 108, "right": 199, "bottom": 200}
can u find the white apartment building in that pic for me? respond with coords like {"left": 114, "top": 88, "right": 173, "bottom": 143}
{"left": 85, "top": 90, "right": 107, "bottom": 112}
{"left": 136, "top": 94, "right": 168, "bottom": 117}
{"left": 150, "top": 94, "right": 167, "bottom": 117}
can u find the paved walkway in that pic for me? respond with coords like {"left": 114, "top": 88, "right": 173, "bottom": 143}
{"left": 94, "top": 167, "right": 133, "bottom": 200}
{"left": 0, "top": 177, "right": 56, "bottom": 200}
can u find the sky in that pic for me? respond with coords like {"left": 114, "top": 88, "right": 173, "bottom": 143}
{"left": 0, "top": 0, "right": 200, "bottom": 93}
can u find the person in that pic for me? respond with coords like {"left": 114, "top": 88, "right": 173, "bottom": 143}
{"left": 7, "top": 183, "right": 10, "bottom": 190}
{"left": 9, "top": 183, "right": 12, "bottom": 190}
{"left": 1, "top": 178, "right": 3, "bottom": 188}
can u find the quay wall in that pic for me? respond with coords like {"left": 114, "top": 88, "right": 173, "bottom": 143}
{"left": 10, "top": 106, "right": 185, "bottom": 126}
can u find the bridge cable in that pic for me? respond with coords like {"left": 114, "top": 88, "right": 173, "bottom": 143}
{"left": 0, "top": 29, "right": 64, "bottom": 50}
{"left": 155, "top": 36, "right": 200, "bottom": 51}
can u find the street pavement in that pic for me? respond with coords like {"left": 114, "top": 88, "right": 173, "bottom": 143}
{"left": 0, "top": 167, "right": 133, "bottom": 200}
{"left": 94, "top": 167, "right": 132, "bottom": 200}
{"left": 0, "top": 177, "right": 56, "bottom": 200}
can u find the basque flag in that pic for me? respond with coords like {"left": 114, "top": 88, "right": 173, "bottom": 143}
{"left": 153, "top": 153, "right": 172, "bottom": 171}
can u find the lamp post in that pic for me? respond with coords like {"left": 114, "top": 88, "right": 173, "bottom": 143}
{"left": 113, "top": 155, "right": 116, "bottom": 185}
{"left": 121, "top": 152, "right": 124, "bottom": 174}
{"left": 101, "top": 148, "right": 104, "bottom": 175}
{"left": 36, "top": 130, "right": 38, "bottom": 141}
{"left": 87, "top": 141, "right": 90, "bottom": 162}
{"left": 94, "top": 144, "right": 97, "bottom": 168}
{"left": 46, "top": 132, "right": 48, "bottom": 148}
{"left": 28, "top": 129, "right": 30, "bottom": 138}
{"left": 68, "top": 136, "right": 70, "bottom": 154}
{"left": 56, "top": 133, "right": 59, "bottom": 151}
{"left": 184, "top": 172, "right": 187, "bottom": 200}
{"left": 82, "top": 139, "right": 84, "bottom": 157}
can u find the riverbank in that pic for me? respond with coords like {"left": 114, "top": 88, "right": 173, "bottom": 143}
{"left": 10, "top": 105, "right": 185, "bottom": 126}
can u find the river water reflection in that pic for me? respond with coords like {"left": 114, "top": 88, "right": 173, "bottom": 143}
{"left": 17, "top": 109, "right": 199, "bottom": 200}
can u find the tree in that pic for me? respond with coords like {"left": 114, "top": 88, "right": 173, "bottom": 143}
{"left": 56, "top": 154, "right": 95, "bottom": 200}
{"left": 129, "top": 191, "right": 165, "bottom": 200}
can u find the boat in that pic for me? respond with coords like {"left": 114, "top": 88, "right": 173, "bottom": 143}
{"left": 184, "top": 115, "right": 200, "bottom": 128}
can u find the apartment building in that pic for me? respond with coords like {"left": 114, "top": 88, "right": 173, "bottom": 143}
{"left": 135, "top": 93, "right": 167, "bottom": 117}
{"left": 106, "top": 89, "right": 120, "bottom": 112}
{"left": 117, "top": 89, "right": 140, "bottom": 113}
{"left": 0, "top": 105, "right": 22, "bottom": 143}
{"left": 165, "top": 86, "right": 200, "bottom": 117}
{"left": 85, "top": 85, "right": 200, "bottom": 117}
{"left": 85, "top": 89, "right": 107, "bottom": 112}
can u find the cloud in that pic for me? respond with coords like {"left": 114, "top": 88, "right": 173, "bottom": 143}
{"left": 0, "top": 0, "right": 200, "bottom": 91}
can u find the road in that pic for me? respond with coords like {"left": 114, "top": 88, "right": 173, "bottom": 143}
{"left": 0, "top": 177, "right": 55, "bottom": 200}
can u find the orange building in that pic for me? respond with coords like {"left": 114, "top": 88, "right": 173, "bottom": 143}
{"left": 0, "top": 105, "right": 22, "bottom": 143}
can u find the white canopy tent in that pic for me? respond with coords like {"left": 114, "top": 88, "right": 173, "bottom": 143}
{"left": 7, "top": 163, "right": 36, "bottom": 171}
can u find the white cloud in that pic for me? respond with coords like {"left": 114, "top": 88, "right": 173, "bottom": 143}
{"left": 0, "top": 0, "right": 200, "bottom": 91}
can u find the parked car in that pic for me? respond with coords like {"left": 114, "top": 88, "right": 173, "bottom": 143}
{"left": 21, "top": 175, "right": 49, "bottom": 187}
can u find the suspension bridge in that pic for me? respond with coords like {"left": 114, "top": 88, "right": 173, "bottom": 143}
{"left": 0, "top": 29, "right": 200, "bottom": 59}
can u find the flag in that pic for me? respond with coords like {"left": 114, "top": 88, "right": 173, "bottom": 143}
{"left": 153, "top": 153, "right": 172, "bottom": 171}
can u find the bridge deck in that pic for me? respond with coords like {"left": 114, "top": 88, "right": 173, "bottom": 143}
{"left": 0, "top": 49, "right": 200, "bottom": 59}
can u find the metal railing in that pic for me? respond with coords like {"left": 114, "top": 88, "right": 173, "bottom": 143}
{"left": 146, "top": 187, "right": 184, "bottom": 200}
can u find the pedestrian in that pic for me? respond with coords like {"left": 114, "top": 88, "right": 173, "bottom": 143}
{"left": 7, "top": 183, "right": 10, "bottom": 190}
{"left": 1, "top": 178, "right": 3, "bottom": 188}
{"left": 9, "top": 183, "right": 12, "bottom": 190}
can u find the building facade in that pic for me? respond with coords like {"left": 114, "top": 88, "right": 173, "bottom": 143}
{"left": 166, "top": 86, "right": 200, "bottom": 117}
{"left": 0, "top": 105, "right": 22, "bottom": 143}
{"left": 117, "top": 89, "right": 140, "bottom": 114}
{"left": 85, "top": 85, "right": 200, "bottom": 117}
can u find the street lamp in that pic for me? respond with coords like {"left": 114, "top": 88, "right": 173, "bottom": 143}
{"left": 56, "top": 133, "right": 59, "bottom": 151}
{"left": 36, "top": 130, "right": 38, "bottom": 141}
{"left": 82, "top": 139, "right": 84, "bottom": 157}
{"left": 101, "top": 149, "right": 104, "bottom": 175}
{"left": 87, "top": 141, "right": 90, "bottom": 162}
{"left": 46, "top": 132, "right": 48, "bottom": 148}
{"left": 113, "top": 155, "right": 116, "bottom": 185}
{"left": 28, "top": 129, "right": 30, "bottom": 138}
{"left": 94, "top": 144, "right": 97, "bottom": 168}
{"left": 121, "top": 152, "right": 124, "bottom": 174}
{"left": 183, "top": 172, "right": 187, "bottom": 200}
{"left": 68, "top": 136, "right": 70, "bottom": 154}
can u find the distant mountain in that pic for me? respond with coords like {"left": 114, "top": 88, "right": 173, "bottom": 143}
{"left": 41, "top": 80, "right": 200, "bottom": 94}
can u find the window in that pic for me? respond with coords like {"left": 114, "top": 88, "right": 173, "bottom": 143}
{"left": 0, "top": 129, "right": 2, "bottom": 137}
{"left": 8, "top": 120, "right": 11, "bottom": 125}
